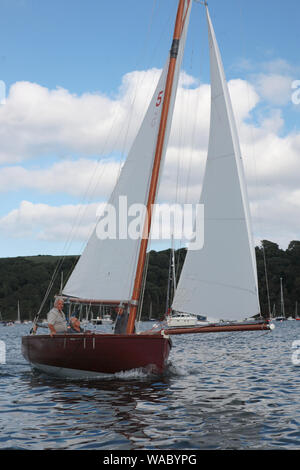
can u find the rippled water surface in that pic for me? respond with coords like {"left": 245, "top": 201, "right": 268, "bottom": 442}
{"left": 1, "top": 321, "right": 300, "bottom": 450}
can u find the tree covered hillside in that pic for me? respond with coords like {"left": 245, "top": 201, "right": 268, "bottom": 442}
{"left": 0, "top": 240, "right": 299, "bottom": 321}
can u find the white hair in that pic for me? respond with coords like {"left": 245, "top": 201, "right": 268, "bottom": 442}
{"left": 54, "top": 297, "right": 64, "bottom": 307}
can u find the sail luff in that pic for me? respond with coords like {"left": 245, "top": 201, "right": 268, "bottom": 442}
{"left": 126, "top": 0, "right": 192, "bottom": 333}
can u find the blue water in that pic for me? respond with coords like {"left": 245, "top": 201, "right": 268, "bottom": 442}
{"left": 1, "top": 321, "right": 300, "bottom": 450}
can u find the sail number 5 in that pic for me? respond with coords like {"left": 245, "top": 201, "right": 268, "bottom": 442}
{"left": 156, "top": 90, "right": 164, "bottom": 107}
{"left": 151, "top": 90, "right": 164, "bottom": 127}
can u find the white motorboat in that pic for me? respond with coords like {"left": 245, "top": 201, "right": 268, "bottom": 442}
{"left": 167, "top": 312, "right": 201, "bottom": 328}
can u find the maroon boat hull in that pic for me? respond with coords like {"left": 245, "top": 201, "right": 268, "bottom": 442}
{"left": 22, "top": 333, "right": 172, "bottom": 376}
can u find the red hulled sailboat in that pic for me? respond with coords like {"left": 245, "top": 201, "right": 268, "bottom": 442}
{"left": 22, "top": 0, "right": 272, "bottom": 378}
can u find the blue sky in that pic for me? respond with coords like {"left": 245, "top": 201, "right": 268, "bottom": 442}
{"left": 1, "top": 0, "right": 299, "bottom": 91}
{"left": 0, "top": 0, "right": 300, "bottom": 257}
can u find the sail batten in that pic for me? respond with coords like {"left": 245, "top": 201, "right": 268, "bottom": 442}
{"left": 172, "top": 6, "right": 260, "bottom": 321}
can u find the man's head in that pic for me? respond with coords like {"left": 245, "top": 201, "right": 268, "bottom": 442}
{"left": 70, "top": 316, "right": 80, "bottom": 331}
{"left": 54, "top": 297, "right": 64, "bottom": 311}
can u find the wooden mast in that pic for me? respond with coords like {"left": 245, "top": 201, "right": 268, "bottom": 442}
{"left": 126, "top": 0, "right": 188, "bottom": 334}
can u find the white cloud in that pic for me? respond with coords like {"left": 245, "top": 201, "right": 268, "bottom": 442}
{"left": 0, "top": 70, "right": 172, "bottom": 164}
{"left": 229, "top": 79, "right": 260, "bottom": 121}
{"left": 0, "top": 73, "right": 258, "bottom": 165}
{"left": 0, "top": 158, "right": 120, "bottom": 198}
{"left": 0, "top": 79, "right": 141, "bottom": 164}
{"left": 255, "top": 73, "right": 293, "bottom": 106}
{"left": 0, "top": 198, "right": 203, "bottom": 251}
{"left": 0, "top": 200, "right": 103, "bottom": 243}
{"left": 235, "top": 57, "right": 298, "bottom": 107}
{"left": 261, "top": 59, "right": 296, "bottom": 76}
{"left": 251, "top": 187, "right": 300, "bottom": 248}
{"left": 1, "top": 61, "right": 300, "bottom": 251}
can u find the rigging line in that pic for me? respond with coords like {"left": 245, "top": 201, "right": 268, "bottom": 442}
{"left": 185, "top": 2, "right": 207, "bottom": 209}
{"left": 32, "top": 259, "right": 65, "bottom": 324}
{"left": 34, "top": 200, "right": 100, "bottom": 323}
{"left": 73, "top": 1, "right": 161, "bottom": 208}
{"left": 127, "top": 160, "right": 154, "bottom": 306}
{"left": 36, "top": 116, "right": 131, "bottom": 310}
{"left": 181, "top": 4, "right": 203, "bottom": 221}
{"left": 65, "top": 1, "right": 169, "bottom": 290}
{"left": 115, "top": 0, "right": 161, "bottom": 178}
{"left": 237, "top": 1, "right": 261, "bottom": 237}
{"left": 175, "top": 46, "right": 193, "bottom": 210}
{"left": 62, "top": 182, "right": 111, "bottom": 285}
{"left": 125, "top": 5, "right": 182, "bottom": 301}
{"left": 175, "top": 14, "right": 203, "bottom": 266}
{"left": 165, "top": 248, "right": 172, "bottom": 313}
{"left": 182, "top": 75, "right": 203, "bottom": 264}
{"left": 141, "top": 6, "right": 187, "bottom": 253}
{"left": 42, "top": 4, "right": 161, "bottom": 296}
{"left": 237, "top": 0, "right": 270, "bottom": 316}
{"left": 116, "top": 0, "right": 178, "bottom": 183}
{"left": 169, "top": 5, "right": 189, "bottom": 209}
{"left": 48, "top": 2, "right": 161, "bottom": 276}
{"left": 40, "top": 3, "right": 179, "bottom": 314}
{"left": 62, "top": 115, "right": 137, "bottom": 258}
{"left": 172, "top": 42, "right": 189, "bottom": 253}
{"left": 58, "top": 102, "right": 134, "bottom": 260}
{"left": 146, "top": 1, "right": 175, "bottom": 70}
{"left": 33, "top": 129, "right": 126, "bottom": 322}
{"left": 183, "top": 81, "right": 201, "bottom": 206}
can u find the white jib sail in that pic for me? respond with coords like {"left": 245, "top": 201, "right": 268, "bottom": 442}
{"left": 63, "top": 1, "right": 192, "bottom": 302}
{"left": 172, "top": 7, "right": 260, "bottom": 322}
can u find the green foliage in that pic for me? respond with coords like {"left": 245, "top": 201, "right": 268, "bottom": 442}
{"left": 256, "top": 241, "right": 300, "bottom": 316}
{"left": 0, "top": 240, "right": 299, "bottom": 321}
{"left": 141, "top": 248, "right": 186, "bottom": 319}
{"left": 0, "top": 255, "right": 78, "bottom": 321}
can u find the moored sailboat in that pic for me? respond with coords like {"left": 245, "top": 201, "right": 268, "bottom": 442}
{"left": 22, "top": 0, "right": 272, "bottom": 378}
{"left": 275, "top": 277, "right": 287, "bottom": 321}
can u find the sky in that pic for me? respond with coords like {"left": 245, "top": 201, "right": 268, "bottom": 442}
{"left": 0, "top": 0, "right": 300, "bottom": 258}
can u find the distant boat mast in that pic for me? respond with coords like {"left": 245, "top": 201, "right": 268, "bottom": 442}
{"left": 280, "top": 277, "right": 285, "bottom": 318}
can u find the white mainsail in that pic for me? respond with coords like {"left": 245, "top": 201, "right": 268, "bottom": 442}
{"left": 172, "top": 7, "right": 260, "bottom": 321}
{"left": 63, "top": 1, "right": 192, "bottom": 302}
